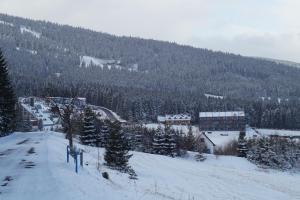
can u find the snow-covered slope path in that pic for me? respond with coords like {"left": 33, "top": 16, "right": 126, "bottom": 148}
{"left": 0, "top": 132, "right": 300, "bottom": 200}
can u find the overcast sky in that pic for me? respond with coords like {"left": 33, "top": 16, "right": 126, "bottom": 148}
{"left": 0, "top": 0, "right": 299, "bottom": 62}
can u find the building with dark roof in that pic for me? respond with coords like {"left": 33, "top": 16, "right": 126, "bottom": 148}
{"left": 199, "top": 111, "right": 245, "bottom": 131}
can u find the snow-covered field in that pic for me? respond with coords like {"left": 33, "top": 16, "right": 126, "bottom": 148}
{"left": 0, "top": 132, "right": 299, "bottom": 200}
{"left": 79, "top": 56, "right": 116, "bottom": 68}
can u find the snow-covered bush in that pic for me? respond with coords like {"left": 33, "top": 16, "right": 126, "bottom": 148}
{"left": 247, "top": 137, "right": 300, "bottom": 170}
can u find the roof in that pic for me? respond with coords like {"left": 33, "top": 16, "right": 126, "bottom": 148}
{"left": 157, "top": 116, "right": 166, "bottom": 122}
{"left": 158, "top": 114, "right": 191, "bottom": 122}
{"left": 201, "top": 131, "right": 241, "bottom": 147}
{"left": 201, "top": 133, "right": 216, "bottom": 146}
{"left": 199, "top": 111, "right": 245, "bottom": 118}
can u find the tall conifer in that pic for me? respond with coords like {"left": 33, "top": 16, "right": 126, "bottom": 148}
{"left": 0, "top": 49, "right": 16, "bottom": 136}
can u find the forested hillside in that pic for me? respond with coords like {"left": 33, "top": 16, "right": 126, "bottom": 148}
{"left": 1, "top": 13, "right": 300, "bottom": 128}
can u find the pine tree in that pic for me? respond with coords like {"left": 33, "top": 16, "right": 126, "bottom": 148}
{"left": 57, "top": 103, "right": 77, "bottom": 149}
{"left": 98, "top": 120, "right": 110, "bottom": 147}
{"left": 104, "top": 121, "right": 132, "bottom": 171}
{"left": 184, "top": 126, "right": 196, "bottom": 151}
{"left": 164, "top": 126, "right": 176, "bottom": 157}
{"left": 80, "top": 107, "right": 97, "bottom": 146}
{"left": 152, "top": 125, "right": 165, "bottom": 155}
{"left": 0, "top": 49, "right": 16, "bottom": 137}
{"left": 237, "top": 131, "right": 248, "bottom": 157}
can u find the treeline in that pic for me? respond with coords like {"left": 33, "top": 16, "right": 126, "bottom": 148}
{"left": 12, "top": 78, "right": 300, "bottom": 130}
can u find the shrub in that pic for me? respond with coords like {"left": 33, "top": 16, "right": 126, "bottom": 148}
{"left": 102, "top": 172, "right": 109, "bottom": 179}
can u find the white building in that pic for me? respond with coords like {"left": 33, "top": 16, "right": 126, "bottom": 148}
{"left": 157, "top": 114, "right": 191, "bottom": 125}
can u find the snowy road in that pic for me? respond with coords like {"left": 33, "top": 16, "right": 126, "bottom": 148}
{"left": 0, "top": 132, "right": 300, "bottom": 200}
{"left": 0, "top": 132, "right": 68, "bottom": 200}
{"left": 97, "top": 106, "right": 119, "bottom": 122}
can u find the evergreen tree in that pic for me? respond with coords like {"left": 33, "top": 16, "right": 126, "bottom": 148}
{"left": 247, "top": 137, "right": 299, "bottom": 170}
{"left": 164, "top": 125, "right": 176, "bottom": 157}
{"left": 184, "top": 126, "right": 196, "bottom": 151}
{"left": 104, "top": 121, "right": 132, "bottom": 171}
{"left": 98, "top": 120, "right": 109, "bottom": 147}
{"left": 237, "top": 131, "right": 248, "bottom": 157}
{"left": 0, "top": 49, "right": 16, "bottom": 137}
{"left": 60, "top": 104, "right": 75, "bottom": 149}
{"left": 80, "top": 106, "right": 97, "bottom": 146}
{"left": 152, "top": 125, "right": 165, "bottom": 155}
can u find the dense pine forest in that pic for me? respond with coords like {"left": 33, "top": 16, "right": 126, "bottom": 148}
{"left": 1, "top": 13, "right": 300, "bottom": 129}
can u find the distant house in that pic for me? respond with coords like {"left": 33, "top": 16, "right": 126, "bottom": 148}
{"left": 199, "top": 111, "right": 245, "bottom": 131}
{"left": 157, "top": 114, "right": 191, "bottom": 125}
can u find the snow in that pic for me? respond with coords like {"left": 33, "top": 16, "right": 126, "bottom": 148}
{"left": 109, "top": 109, "right": 126, "bottom": 123}
{"left": 145, "top": 123, "right": 199, "bottom": 134}
{"left": 204, "top": 93, "right": 224, "bottom": 99}
{"left": 55, "top": 72, "right": 61, "bottom": 78}
{"left": 200, "top": 126, "right": 261, "bottom": 148}
{"left": 256, "top": 129, "right": 300, "bottom": 137}
{"left": 204, "top": 131, "right": 240, "bottom": 146}
{"left": 79, "top": 56, "right": 138, "bottom": 72}
{"left": 0, "top": 131, "right": 299, "bottom": 200}
{"left": 199, "top": 111, "right": 245, "bottom": 118}
{"left": 26, "top": 49, "right": 37, "bottom": 55}
{"left": 15, "top": 47, "right": 38, "bottom": 55}
{"left": 0, "top": 20, "right": 14, "bottom": 27}
{"left": 79, "top": 56, "right": 115, "bottom": 68}
{"left": 20, "top": 26, "right": 41, "bottom": 38}
{"left": 128, "top": 63, "right": 138, "bottom": 72}
{"left": 93, "top": 109, "right": 108, "bottom": 120}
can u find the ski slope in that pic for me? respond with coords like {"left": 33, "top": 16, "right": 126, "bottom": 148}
{"left": 0, "top": 132, "right": 299, "bottom": 200}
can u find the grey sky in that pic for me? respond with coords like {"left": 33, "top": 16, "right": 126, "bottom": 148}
{"left": 0, "top": 0, "right": 299, "bottom": 62}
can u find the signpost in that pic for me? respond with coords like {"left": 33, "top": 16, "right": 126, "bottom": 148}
{"left": 67, "top": 145, "right": 83, "bottom": 173}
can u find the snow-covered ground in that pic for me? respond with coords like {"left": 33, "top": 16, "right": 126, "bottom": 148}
{"left": 204, "top": 131, "right": 240, "bottom": 147}
{"left": 20, "top": 26, "right": 41, "bottom": 38}
{"left": 79, "top": 56, "right": 139, "bottom": 73}
{"left": 0, "top": 132, "right": 299, "bottom": 200}
{"left": 256, "top": 129, "right": 300, "bottom": 137}
{"left": 144, "top": 123, "right": 300, "bottom": 148}
{"left": 0, "top": 20, "right": 14, "bottom": 27}
{"left": 79, "top": 56, "right": 116, "bottom": 68}
{"left": 204, "top": 93, "right": 224, "bottom": 99}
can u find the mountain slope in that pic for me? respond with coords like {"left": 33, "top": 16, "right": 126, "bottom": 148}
{"left": 0, "top": 132, "right": 299, "bottom": 200}
{"left": 1, "top": 13, "right": 300, "bottom": 99}
{"left": 2, "top": 13, "right": 300, "bottom": 127}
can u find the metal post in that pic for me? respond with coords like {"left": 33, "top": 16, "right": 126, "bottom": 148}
{"left": 80, "top": 150, "right": 83, "bottom": 167}
{"left": 75, "top": 150, "right": 78, "bottom": 173}
{"left": 67, "top": 145, "right": 70, "bottom": 163}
